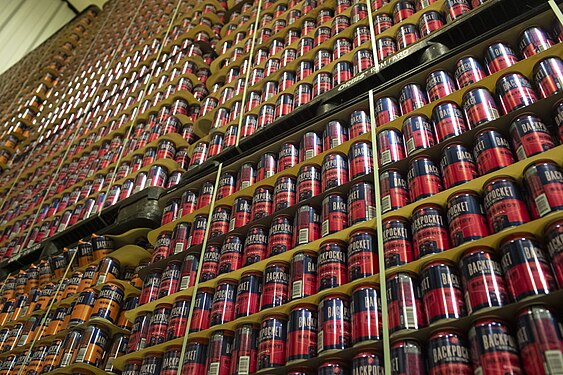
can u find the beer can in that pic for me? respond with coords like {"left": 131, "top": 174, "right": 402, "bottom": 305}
{"left": 380, "top": 169, "right": 409, "bottom": 214}
{"left": 350, "top": 110, "right": 371, "bottom": 138}
{"left": 509, "top": 114, "right": 555, "bottom": 160}
{"left": 354, "top": 25, "right": 370, "bottom": 48}
{"left": 351, "top": 284, "right": 381, "bottom": 343}
{"left": 377, "top": 129, "right": 405, "bottom": 167}
{"left": 483, "top": 176, "right": 530, "bottom": 233}
{"left": 419, "top": 10, "right": 444, "bottom": 37}
{"left": 403, "top": 115, "right": 436, "bottom": 155}
{"left": 427, "top": 330, "right": 472, "bottom": 374}
{"left": 257, "top": 153, "right": 277, "bottom": 181}
{"left": 230, "top": 324, "right": 259, "bottom": 375}
{"left": 376, "top": 36, "right": 397, "bottom": 60}
{"left": 171, "top": 222, "right": 190, "bottom": 255}
{"left": 412, "top": 204, "right": 450, "bottom": 258}
{"left": 210, "top": 279, "right": 237, "bottom": 326}
{"left": 484, "top": 42, "right": 519, "bottom": 74}
{"left": 235, "top": 271, "right": 262, "bottom": 318}
{"left": 473, "top": 129, "right": 514, "bottom": 175}
{"left": 496, "top": 73, "right": 538, "bottom": 114}
{"left": 91, "top": 282, "right": 124, "bottom": 324}
{"left": 396, "top": 24, "right": 419, "bottom": 50}
{"left": 520, "top": 26, "right": 554, "bottom": 58}
{"left": 258, "top": 314, "right": 287, "bottom": 369}
{"left": 166, "top": 296, "right": 191, "bottom": 341}
{"left": 383, "top": 216, "right": 414, "bottom": 267}
{"left": 230, "top": 196, "right": 252, "bottom": 231}
{"left": 219, "top": 234, "right": 244, "bottom": 274}
{"left": 446, "top": 191, "right": 489, "bottom": 246}
{"left": 444, "top": 0, "right": 471, "bottom": 21}
{"left": 407, "top": 156, "right": 443, "bottom": 202}
{"left": 545, "top": 219, "right": 563, "bottom": 287}
{"left": 268, "top": 214, "right": 293, "bottom": 256}
{"left": 500, "top": 234, "right": 556, "bottom": 301}
{"left": 459, "top": 247, "right": 508, "bottom": 314}
{"left": 140, "top": 352, "right": 163, "bottom": 374}
{"left": 74, "top": 324, "right": 109, "bottom": 367}
{"left": 158, "top": 261, "right": 182, "bottom": 299}
{"left": 393, "top": 1, "right": 415, "bottom": 22}
{"left": 207, "top": 330, "right": 234, "bottom": 375}
{"left": 181, "top": 339, "right": 208, "bottom": 374}
{"left": 251, "top": 186, "right": 274, "bottom": 220}
{"left": 523, "top": 160, "right": 563, "bottom": 218}
{"left": 420, "top": 261, "right": 466, "bottom": 323}
{"left": 160, "top": 345, "right": 182, "bottom": 375}
{"left": 387, "top": 272, "right": 425, "bottom": 333}
{"left": 190, "top": 288, "right": 213, "bottom": 333}
{"left": 317, "top": 241, "right": 348, "bottom": 291}
{"left": 374, "top": 13, "right": 393, "bottom": 34}
{"left": 455, "top": 56, "right": 486, "bottom": 88}
{"left": 440, "top": 143, "right": 478, "bottom": 189}
{"left": 533, "top": 57, "right": 563, "bottom": 99}
{"left": 318, "top": 294, "right": 350, "bottom": 353}
{"left": 261, "top": 261, "right": 290, "bottom": 309}
{"left": 297, "top": 164, "right": 322, "bottom": 203}
{"left": 516, "top": 304, "right": 563, "bottom": 375}
{"left": 399, "top": 83, "right": 427, "bottom": 114}
{"left": 426, "top": 70, "right": 456, "bottom": 102}
{"left": 139, "top": 270, "right": 162, "bottom": 305}
{"left": 287, "top": 304, "right": 317, "bottom": 362}
{"left": 348, "top": 181, "right": 376, "bottom": 226}
{"left": 469, "top": 319, "right": 522, "bottom": 374}
{"left": 290, "top": 250, "right": 317, "bottom": 300}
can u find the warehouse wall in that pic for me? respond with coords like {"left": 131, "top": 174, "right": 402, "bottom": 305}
{"left": 0, "top": 0, "right": 76, "bottom": 74}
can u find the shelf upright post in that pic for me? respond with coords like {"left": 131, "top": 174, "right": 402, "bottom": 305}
{"left": 98, "top": 0, "right": 188, "bottom": 206}
{"left": 368, "top": 89, "right": 391, "bottom": 374}
{"left": 365, "top": 0, "right": 390, "bottom": 371}
{"left": 234, "top": 0, "right": 265, "bottom": 148}
{"left": 15, "top": 248, "right": 77, "bottom": 375}
{"left": 364, "top": 0, "right": 382, "bottom": 74}
{"left": 13, "top": 0, "right": 156, "bottom": 256}
{"left": 548, "top": 0, "right": 563, "bottom": 23}
{"left": 175, "top": 163, "right": 223, "bottom": 375}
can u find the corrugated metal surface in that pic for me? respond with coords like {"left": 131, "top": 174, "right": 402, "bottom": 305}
{"left": 0, "top": 0, "right": 75, "bottom": 74}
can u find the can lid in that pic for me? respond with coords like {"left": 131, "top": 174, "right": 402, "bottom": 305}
{"left": 382, "top": 215, "right": 409, "bottom": 223}
{"left": 482, "top": 174, "right": 516, "bottom": 187}
{"left": 320, "top": 239, "right": 347, "bottom": 247}
{"left": 350, "top": 227, "right": 376, "bottom": 236}
{"left": 263, "top": 313, "right": 288, "bottom": 320}
{"left": 462, "top": 246, "right": 495, "bottom": 257}
{"left": 446, "top": 189, "right": 479, "bottom": 202}
{"left": 321, "top": 292, "right": 349, "bottom": 301}
{"left": 173, "top": 295, "right": 191, "bottom": 303}
{"left": 386, "top": 269, "right": 418, "bottom": 279}
{"left": 234, "top": 322, "right": 260, "bottom": 329}
{"left": 421, "top": 258, "right": 456, "bottom": 270}
{"left": 291, "top": 303, "right": 317, "bottom": 311}
{"left": 499, "top": 232, "right": 536, "bottom": 248}
{"left": 266, "top": 260, "right": 290, "bottom": 268}
{"left": 413, "top": 202, "right": 442, "bottom": 211}
{"left": 155, "top": 302, "right": 173, "bottom": 308}
{"left": 352, "top": 282, "right": 378, "bottom": 292}
{"left": 241, "top": 270, "right": 263, "bottom": 277}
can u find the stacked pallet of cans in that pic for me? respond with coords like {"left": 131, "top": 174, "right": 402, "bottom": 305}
{"left": 0, "top": 0, "right": 562, "bottom": 374}
{"left": 0, "top": 229, "right": 150, "bottom": 374}
{"left": 187, "top": 0, "right": 481, "bottom": 168}
{"left": 0, "top": 8, "right": 99, "bottom": 171}
{"left": 100, "top": 1, "right": 563, "bottom": 375}
{"left": 0, "top": 0, "right": 226, "bottom": 262}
